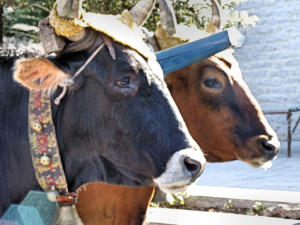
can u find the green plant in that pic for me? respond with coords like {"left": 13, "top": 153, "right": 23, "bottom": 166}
{"left": 2, "top": 0, "right": 53, "bottom": 41}
{"left": 166, "top": 192, "right": 188, "bottom": 206}
{"left": 223, "top": 199, "right": 234, "bottom": 212}
{"left": 83, "top": 0, "right": 258, "bottom": 31}
{"left": 253, "top": 201, "right": 268, "bottom": 212}
{"left": 150, "top": 201, "right": 160, "bottom": 208}
{"left": 2, "top": 0, "right": 258, "bottom": 42}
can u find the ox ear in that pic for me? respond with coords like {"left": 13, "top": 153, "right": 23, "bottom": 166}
{"left": 14, "top": 57, "right": 72, "bottom": 91}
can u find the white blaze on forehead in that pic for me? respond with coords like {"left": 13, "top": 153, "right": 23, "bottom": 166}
{"left": 154, "top": 148, "right": 206, "bottom": 193}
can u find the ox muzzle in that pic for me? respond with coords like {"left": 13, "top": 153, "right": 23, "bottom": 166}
{"left": 154, "top": 148, "right": 206, "bottom": 193}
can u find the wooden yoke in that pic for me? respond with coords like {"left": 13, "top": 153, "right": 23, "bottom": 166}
{"left": 38, "top": 18, "right": 66, "bottom": 54}
{"left": 76, "top": 182, "right": 155, "bottom": 225}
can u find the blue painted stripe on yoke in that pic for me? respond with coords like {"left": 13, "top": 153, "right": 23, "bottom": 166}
{"left": 156, "top": 30, "right": 231, "bottom": 75}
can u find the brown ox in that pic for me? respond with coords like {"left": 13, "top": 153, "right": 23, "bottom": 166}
{"left": 165, "top": 50, "right": 280, "bottom": 165}
{"left": 76, "top": 0, "right": 280, "bottom": 224}
{"left": 156, "top": 0, "right": 280, "bottom": 165}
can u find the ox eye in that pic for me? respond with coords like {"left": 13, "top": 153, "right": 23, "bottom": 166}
{"left": 203, "top": 78, "right": 222, "bottom": 89}
{"left": 115, "top": 76, "right": 130, "bottom": 87}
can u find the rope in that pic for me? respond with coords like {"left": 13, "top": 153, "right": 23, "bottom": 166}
{"left": 54, "top": 43, "right": 105, "bottom": 105}
{"left": 73, "top": 43, "right": 105, "bottom": 80}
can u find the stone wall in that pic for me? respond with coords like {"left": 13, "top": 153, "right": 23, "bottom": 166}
{"left": 234, "top": 0, "right": 300, "bottom": 142}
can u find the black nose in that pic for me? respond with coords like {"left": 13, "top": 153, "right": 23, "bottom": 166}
{"left": 259, "top": 139, "right": 276, "bottom": 156}
{"left": 183, "top": 156, "right": 202, "bottom": 176}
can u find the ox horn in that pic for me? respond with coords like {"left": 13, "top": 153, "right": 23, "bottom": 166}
{"left": 210, "top": 0, "right": 224, "bottom": 31}
{"left": 158, "top": 0, "right": 177, "bottom": 35}
{"left": 54, "top": 0, "right": 86, "bottom": 41}
{"left": 56, "top": 0, "right": 82, "bottom": 19}
{"left": 129, "top": 0, "right": 156, "bottom": 26}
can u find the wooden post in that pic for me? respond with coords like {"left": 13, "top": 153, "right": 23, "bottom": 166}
{"left": 287, "top": 110, "right": 292, "bottom": 157}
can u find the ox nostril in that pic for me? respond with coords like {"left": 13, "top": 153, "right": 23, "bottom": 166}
{"left": 183, "top": 156, "right": 202, "bottom": 175}
{"left": 259, "top": 139, "right": 276, "bottom": 155}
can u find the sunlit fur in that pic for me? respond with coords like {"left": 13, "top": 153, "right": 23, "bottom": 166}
{"left": 14, "top": 57, "right": 72, "bottom": 91}
{"left": 165, "top": 50, "right": 280, "bottom": 165}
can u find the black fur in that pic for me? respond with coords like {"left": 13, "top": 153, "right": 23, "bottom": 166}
{"left": 0, "top": 38, "right": 196, "bottom": 215}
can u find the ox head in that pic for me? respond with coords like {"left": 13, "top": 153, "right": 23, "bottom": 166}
{"left": 13, "top": 0, "right": 206, "bottom": 194}
{"left": 165, "top": 52, "right": 280, "bottom": 167}
{"left": 156, "top": 0, "right": 279, "bottom": 167}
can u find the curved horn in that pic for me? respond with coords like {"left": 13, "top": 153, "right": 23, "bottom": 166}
{"left": 158, "top": 0, "right": 177, "bottom": 35}
{"left": 55, "top": 0, "right": 86, "bottom": 41}
{"left": 210, "top": 0, "right": 224, "bottom": 31}
{"left": 56, "top": 0, "right": 82, "bottom": 19}
{"left": 129, "top": 0, "right": 156, "bottom": 26}
{"left": 62, "top": 28, "right": 100, "bottom": 54}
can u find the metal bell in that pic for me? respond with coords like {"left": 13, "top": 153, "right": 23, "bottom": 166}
{"left": 47, "top": 190, "right": 58, "bottom": 202}
{"left": 32, "top": 121, "right": 43, "bottom": 132}
{"left": 40, "top": 154, "right": 51, "bottom": 166}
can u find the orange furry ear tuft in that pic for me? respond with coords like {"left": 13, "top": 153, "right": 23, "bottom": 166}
{"left": 14, "top": 57, "right": 72, "bottom": 91}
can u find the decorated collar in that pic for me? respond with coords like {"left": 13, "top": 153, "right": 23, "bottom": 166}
{"left": 28, "top": 90, "right": 77, "bottom": 206}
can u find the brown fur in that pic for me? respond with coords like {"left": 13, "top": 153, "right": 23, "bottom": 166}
{"left": 14, "top": 57, "right": 71, "bottom": 91}
{"left": 75, "top": 182, "right": 154, "bottom": 225}
{"left": 165, "top": 52, "right": 278, "bottom": 163}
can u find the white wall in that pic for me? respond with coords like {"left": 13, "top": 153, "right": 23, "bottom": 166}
{"left": 233, "top": 0, "right": 300, "bottom": 141}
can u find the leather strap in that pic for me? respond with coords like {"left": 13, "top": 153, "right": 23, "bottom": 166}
{"left": 28, "top": 42, "right": 106, "bottom": 205}
{"left": 28, "top": 90, "right": 69, "bottom": 195}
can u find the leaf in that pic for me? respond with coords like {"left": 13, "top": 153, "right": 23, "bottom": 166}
{"left": 11, "top": 23, "right": 39, "bottom": 32}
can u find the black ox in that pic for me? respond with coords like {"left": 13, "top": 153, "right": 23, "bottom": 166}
{"left": 0, "top": 26, "right": 205, "bottom": 215}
